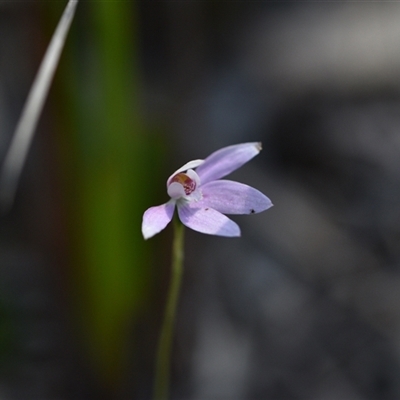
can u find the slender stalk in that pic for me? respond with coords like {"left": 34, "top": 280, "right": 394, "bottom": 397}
{"left": 153, "top": 216, "right": 185, "bottom": 400}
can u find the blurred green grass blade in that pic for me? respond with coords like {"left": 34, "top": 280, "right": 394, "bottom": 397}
{"left": 62, "top": 1, "right": 161, "bottom": 390}
{"left": 0, "top": 0, "right": 78, "bottom": 210}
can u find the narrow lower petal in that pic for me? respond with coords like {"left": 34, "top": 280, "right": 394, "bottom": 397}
{"left": 177, "top": 203, "right": 240, "bottom": 237}
{"left": 197, "top": 180, "right": 273, "bottom": 215}
{"left": 142, "top": 201, "right": 175, "bottom": 239}
{"left": 195, "top": 142, "right": 262, "bottom": 184}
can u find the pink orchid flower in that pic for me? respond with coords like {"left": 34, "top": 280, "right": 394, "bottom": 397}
{"left": 141, "top": 142, "right": 272, "bottom": 239}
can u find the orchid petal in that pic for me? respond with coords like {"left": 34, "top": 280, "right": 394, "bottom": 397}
{"left": 196, "top": 180, "right": 273, "bottom": 215}
{"left": 167, "top": 159, "right": 204, "bottom": 186}
{"left": 177, "top": 203, "right": 240, "bottom": 237}
{"left": 142, "top": 201, "right": 175, "bottom": 239}
{"left": 185, "top": 169, "right": 201, "bottom": 187}
{"left": 195, "top": 142, "right": 262, "bottom": 184}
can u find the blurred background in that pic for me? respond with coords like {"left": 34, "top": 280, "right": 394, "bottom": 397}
{"left": 1, "top": 1, "right": 400, "bottom": 399}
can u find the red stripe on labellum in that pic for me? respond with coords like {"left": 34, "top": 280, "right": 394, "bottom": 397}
{"left": 169, "top": 173, "right": 196, "bottom": 195}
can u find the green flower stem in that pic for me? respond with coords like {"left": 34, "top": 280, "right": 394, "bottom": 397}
{"left": 153, "top": 216, "right": 185, "bottom": 400}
